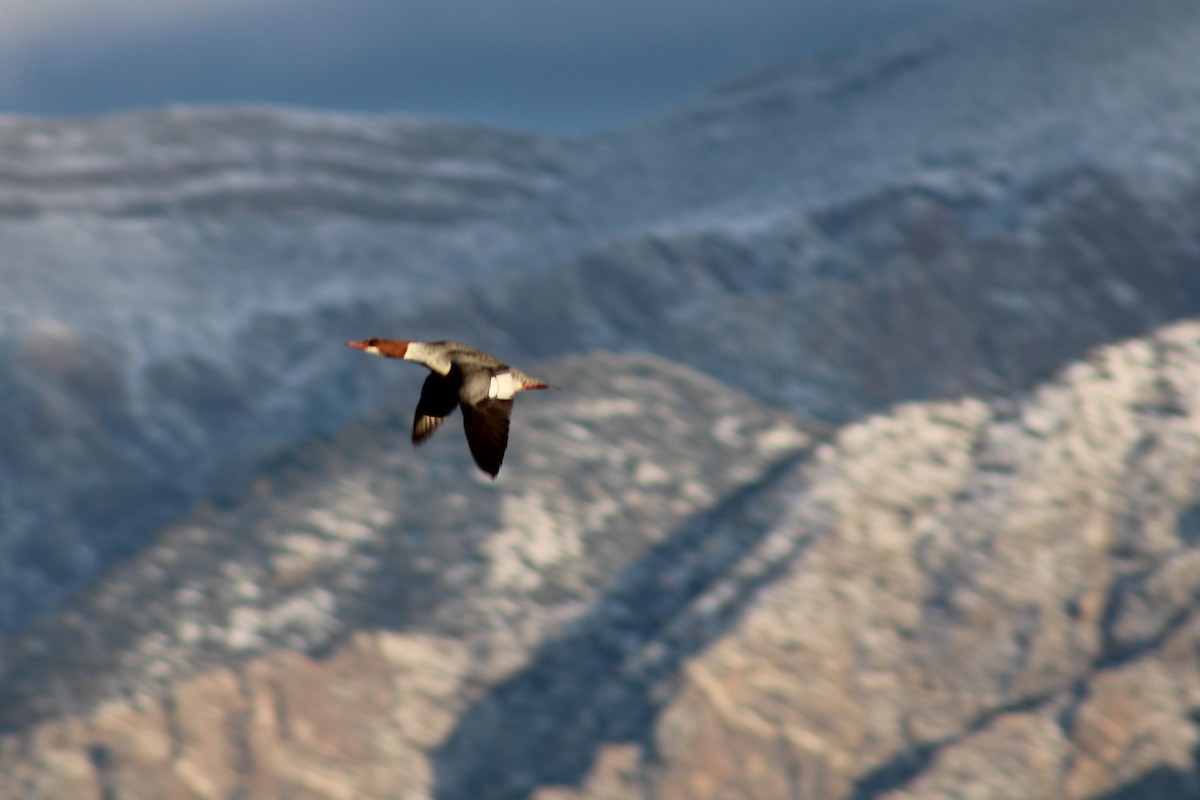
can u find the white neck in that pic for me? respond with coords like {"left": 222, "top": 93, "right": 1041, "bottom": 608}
{"left": 404, "top": 341, "right": 451, "bottom": 374}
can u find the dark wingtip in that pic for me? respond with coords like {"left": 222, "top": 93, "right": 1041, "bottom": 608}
{"left": 476, "top": 462, "right": 501, "bottom": 479}
{"left": 475, "top": 456, "right": 503, "bottom": 479}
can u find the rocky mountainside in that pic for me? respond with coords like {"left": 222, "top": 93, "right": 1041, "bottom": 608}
{"left": 6, "top": 324, "right": 1200, "bottom": 799}
{"left": 3, "top": 0, "right": 1200, "bottom": 797}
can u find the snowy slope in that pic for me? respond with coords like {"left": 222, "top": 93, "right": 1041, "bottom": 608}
{"left": 0, "top": 107, "right": 585, "bottom": 356}
{"left": 4, "top": 0, "right": 1199, "bottom": 358}
{"left": 571, "top": 0, "right": 1200, "bottom": 233}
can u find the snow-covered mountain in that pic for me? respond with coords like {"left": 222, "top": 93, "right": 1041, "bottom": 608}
{"left": 3, "top": 0, "right": 1200, "bottom": 796}
{"left": 4, "top": 0, "right": 1200, "bottom": 636}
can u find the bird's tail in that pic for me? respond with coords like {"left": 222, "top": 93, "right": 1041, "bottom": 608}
{"left": 515, "top": 369, "right": 555, "bottom": 391}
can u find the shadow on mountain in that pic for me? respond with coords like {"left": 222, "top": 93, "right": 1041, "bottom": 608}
{"left": 431, "top": 450, "right": 823, "bottom": 800}
{"left": 1093, "top": 714, "right": 1200, "bottom": 799}
{"left": 1094, "top": 763, "right": 1200, "bottom": 800}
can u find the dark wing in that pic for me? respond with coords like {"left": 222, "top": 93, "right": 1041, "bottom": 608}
{"left": 460, "top": 398, "right": 513, "bottom": 477}
{"left": 412, "top": 371, "right": 460, "bottom": 445}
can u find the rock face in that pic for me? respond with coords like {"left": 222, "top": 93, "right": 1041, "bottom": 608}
{"left": 638, "top": 321, "right": 1200, "bottom": 800}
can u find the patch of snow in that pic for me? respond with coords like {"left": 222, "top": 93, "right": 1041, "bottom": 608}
{"left": 571, "top": 398, "right": 642, "bottom": 420}
{"left": 713, "top": 416, "right": 746, "bottom": 447}
{"left": 755, "top": 425, "right": 808, "bottom": 455}
{"left": 634, "top": 461, "right": 671, "bottom": 487}
{"left": 485, "top": 494, "right": 583, "bottom": 591}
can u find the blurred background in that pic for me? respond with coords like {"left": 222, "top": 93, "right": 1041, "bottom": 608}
{"left": 3, "top": 1, "right": 1200, "bottom": 798}
{"left": 1, "top": 0, "right": 985, "bottom": 131}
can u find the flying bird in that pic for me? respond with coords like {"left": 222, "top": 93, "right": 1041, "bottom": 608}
{"left": 346, "top": 338, "right": 550, "bottom": 477}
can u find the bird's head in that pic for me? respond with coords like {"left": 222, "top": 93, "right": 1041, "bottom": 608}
{"left": 346, "top": 338, "right": 409, "bottom": 358}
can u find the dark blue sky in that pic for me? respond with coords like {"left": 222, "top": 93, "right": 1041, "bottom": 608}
{"left": 0, "top": 0, "right": 992, "bottom": 133}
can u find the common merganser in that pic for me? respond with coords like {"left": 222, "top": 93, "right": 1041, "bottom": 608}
{"left": 346, "top": 338, "right": 550, "bottom": 478}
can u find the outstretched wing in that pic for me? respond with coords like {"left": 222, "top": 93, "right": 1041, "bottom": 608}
{"left": 413, "top": 371, "right": 460, "bottom": 445}
{"left": 460, "top": 398, "right": 513, "bottom": 477}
